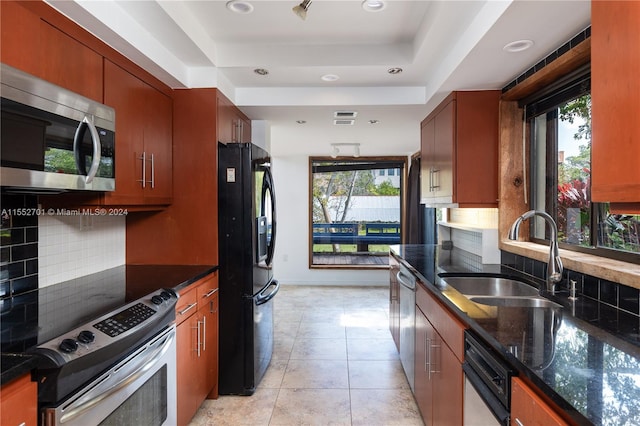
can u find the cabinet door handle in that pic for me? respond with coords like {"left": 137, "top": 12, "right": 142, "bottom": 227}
{"left": 203, "top": 288, "right": 218, "bottom": 298}
{"left": 149, "top": 153, "right": 155, "bottom": 188}
{"left": 425, "top": 336, "right": 431, "bottom": 379}
{"left": 138, "top": 152, "right": 146, "bottom": 188}
{"left": 430, "top": 340, "right": 441, "bottom": 375}
{"left": 195, "top": 319, "right": 202, "bottom": 357}
{"left": 514, "top": 418, "right": 524, "bottom": 426}
{"left": 178, "top": 302, "right": 197, "bottom": 316}
{"left": 431, "top": 168, "right": 440, "bottom": 190}
{"left": 201, "top": 315, "right": 207, "bottom": 352}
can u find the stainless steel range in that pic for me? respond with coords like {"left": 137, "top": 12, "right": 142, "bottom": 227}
{"left": 30, "top": 288, "right": 178, "bottom": 426}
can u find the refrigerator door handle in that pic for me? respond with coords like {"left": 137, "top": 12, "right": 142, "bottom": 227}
{"left": 255, "top": 279, "right": 280, "bottom": 306}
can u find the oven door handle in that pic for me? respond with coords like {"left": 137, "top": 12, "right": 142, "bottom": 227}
{"left": 463, "top": 362, "right": 510, "bottom": 425}
{"left": 59, "top": 328, "right": 175, "bottom": 423}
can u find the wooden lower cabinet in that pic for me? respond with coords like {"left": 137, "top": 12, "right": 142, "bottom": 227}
{"left": 176, "top": 272, "right": 219, "bottom": 426}
{"left": 415, "top": 284, "right": 465, "bottom": 426}
{"left": 415, "top": 305, "right": 463, "bottom": 426}
{"left": 511, "top": 377, "right": 568, "bottom": 426}
{"left": 0, "top": 373, "right": 37, "bottom": 426}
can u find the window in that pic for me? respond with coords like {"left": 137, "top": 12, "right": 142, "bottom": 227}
{"left": 527, "top": 71, "right": 640, "bottom": 262}
{"left": 309, "top": 157, "right": 406, "bottom": 268}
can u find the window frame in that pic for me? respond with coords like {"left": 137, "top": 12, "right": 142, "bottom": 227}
{"left": 525, "top": 71, "right": 639, "bottom": 264}
{"left": 308, "top": 155, "right": 407, "bottom": 269}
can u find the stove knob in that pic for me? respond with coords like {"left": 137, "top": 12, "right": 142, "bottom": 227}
{"left": 151, "top": 295, "right": 164, "bottom": 305}
{"left": 78, "top": 330, "right": 95, "bottom": 344}
{"left": 59, "top": 338, "right": 78, "bottom": 353}
{"left": 160, "top": 291, "right": 172, "bottom": 300}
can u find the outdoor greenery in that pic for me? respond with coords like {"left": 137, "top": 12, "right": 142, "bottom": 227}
{"left": 556, "top": 95, "right": 639, "bottom": 253}
{"left": 311, "top": 161, "right": 401, "bottom": 259}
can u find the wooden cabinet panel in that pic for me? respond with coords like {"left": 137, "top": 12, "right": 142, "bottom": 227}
{"left": 420, "top": 91, "right": 500, "bottom": 207}
{"left": 0, "top": 373, "right": 37, "bottom": 426}
{"left": 103, "top": 60, "right": 172, "bottom": 206}
{"left": 0, "top": 1, "right": 41, "bottom": 74}
{"left": 217, "top": 91, "right": 251, "bottom": 143}
{"left": 511, "top": 377, "right": 568, "bottom": 426}
{"left": 416, "top": 283, "right": 466, "bottom": 361}
{"left": 591, "top": 1, "right": 640, "bottom": 205}
{"left": 0, "top": 2, "right": 102, "bottom": 101}
{"left": 39, "top": 21, "right": 103, "bottom": 101}
{"left": 414, "top": 307, "right": 434, "bottom": 424}
{"left": 104, "top": 59, "right": 145, "bottom": 205}
{"left": 415, "top": 283, "right": 466, "bottom": 426}
{"left": 176, "top": 312, "right": 202, "bottom": 426}
{"left": 415, "top": 304, "right": 464, "bottom": 426}
{"left": 176, "top": 273, "right": 219, "bottom": 425}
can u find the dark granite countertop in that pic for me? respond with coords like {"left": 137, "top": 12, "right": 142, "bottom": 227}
{"left": 391, "top": 244, "right": 640, "bottom": 426}
{"left": 0, "top": 264, "right": 217, "bottom": 386}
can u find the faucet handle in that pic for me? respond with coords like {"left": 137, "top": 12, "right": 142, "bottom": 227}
{"left": 568, "top": 279, "right": 578, "bottom": 300}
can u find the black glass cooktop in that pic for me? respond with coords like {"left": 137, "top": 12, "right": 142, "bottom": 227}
{"left": 0, "top": 264, "right": 215, "bottom": 354}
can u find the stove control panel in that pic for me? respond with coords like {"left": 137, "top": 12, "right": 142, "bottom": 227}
{"left": 35, "top": 289, "right": 178, "bottom": 361}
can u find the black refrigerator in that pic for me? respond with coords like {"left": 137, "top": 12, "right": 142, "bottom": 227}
{"left": 218, "top": 142, "right": 279, "bottom": 395}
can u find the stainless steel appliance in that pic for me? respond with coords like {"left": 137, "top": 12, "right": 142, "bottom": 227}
{"left": 398, "top": 263, "right": 416, "bottom": 391}
{"left": 0, "top": 63, "right": 115, "bottom": 192}
{"left": 29, "top": 288, "right": 178, "bottom": 426}
{"left": 463, "top": 330, "right": 514, "bottom": 426}
{"left": 218, "top": 142, "right": 279, "bottom": 395}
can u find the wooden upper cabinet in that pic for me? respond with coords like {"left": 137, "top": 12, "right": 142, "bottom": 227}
{"left": 420, "top": 91, "right": 500, "bottom": 207}
{"left": 103, "top": 60, "right": 172, "bottom": 206}
{"left": 591, "top": 1, "right": 640, "bottom": 208}
{"left": 0, "top": 1, "right": 102, "bottom": 101}
{"left": 217, "top": 92, "right": 251, "bottom": 143}
{"left": 39, "top": 21, "right": 103, "bottom": 101}
{"left": 0, "top": 1, "right": 41, "bottom": 74}
{"left": 511, "top": 377, "right": 568, "bottom": 426}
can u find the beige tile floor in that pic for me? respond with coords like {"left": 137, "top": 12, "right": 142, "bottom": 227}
{"left": 189, "top": 285, "right": 424, "bottom": 426}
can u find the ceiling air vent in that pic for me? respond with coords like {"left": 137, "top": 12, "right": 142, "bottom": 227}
{"left": 334, "top": 119, "right": 355, "bottom": 125}
{"left": 334, "top": 111, "right": 358, "bottom": 119}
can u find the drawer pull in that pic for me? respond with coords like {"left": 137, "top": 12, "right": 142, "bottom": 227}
{"left": 178, "top": 302, "right": 197, "bottom": 316}
{"left": 203, "top": 288, "right": 219, "bottom": 298}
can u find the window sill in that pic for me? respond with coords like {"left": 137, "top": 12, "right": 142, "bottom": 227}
{"left": 500, "top": 240, "right": 640, "bottom": 290}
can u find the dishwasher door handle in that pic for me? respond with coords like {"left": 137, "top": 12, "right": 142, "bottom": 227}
{"left": 397, "top": 271, "right": 416, "bottom": 291}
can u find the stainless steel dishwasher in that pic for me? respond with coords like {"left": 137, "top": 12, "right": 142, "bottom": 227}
{"left": 398, "top": 263, "right": 416, "bottom": 391}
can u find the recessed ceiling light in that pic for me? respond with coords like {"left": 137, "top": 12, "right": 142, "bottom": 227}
{"left": 503, "top": 39, "right": 534, "bottom": 53}
{"left": 254, "top": 68, "right": 269, "bottom": 75}
{"left": 226, "top": 0, "right": 254, "bottom": 14}
{"left": 321, "top": 74, "right": 340, "bottom": 82}
{"left": 296, "top": 120, "right": 306, "bottom": 124}
{"left": 387, "top": 67, "right": 403, "bottom": 75}
{"left": 362, "top": 0, "right": 386, "bottom": 12}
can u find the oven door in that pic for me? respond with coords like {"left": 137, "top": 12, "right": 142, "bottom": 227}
{"left": 41, "top": 325, "right": 176, "bottom": 426}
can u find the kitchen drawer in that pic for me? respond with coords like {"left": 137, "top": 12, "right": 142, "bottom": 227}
{"left": 416, "top": 283, "right": 467, "bottom": 361}
{"left": 196, "top": 272, "right": 219, "bottom": 308}
{"left": 176, "top": 286, "right": 198, "bottom": 326}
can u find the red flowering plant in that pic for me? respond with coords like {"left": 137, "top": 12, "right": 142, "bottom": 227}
{"left": 557, "top": 168, "right": 591, "bottom": 246}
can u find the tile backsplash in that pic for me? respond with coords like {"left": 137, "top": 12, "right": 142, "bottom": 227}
{"left": 1, "top": 192, "right": 126, "bottom": 294}
{"left": 501, "top": 250, "right": 640, "bottom": 317}
{"left": 39, "top": 214, "right": 125, "bottom": 287}
{"left": 1, "top": 194, "right": 39, "bottom": 298}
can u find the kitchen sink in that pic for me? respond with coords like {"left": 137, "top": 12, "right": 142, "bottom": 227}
{"left": 441, "top": 276, "right": 540, "bottom": 297}
{"left": 469, "top": 296, "right": 562, "bottom": 309}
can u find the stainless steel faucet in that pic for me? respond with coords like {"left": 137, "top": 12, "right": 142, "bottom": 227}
{"left": 508, "top": 210, "right": 563, "bottom": 294}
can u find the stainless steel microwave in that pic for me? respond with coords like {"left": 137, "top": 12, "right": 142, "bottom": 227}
{"left": 1, "top": 63, "right": 115, "bottom": 192}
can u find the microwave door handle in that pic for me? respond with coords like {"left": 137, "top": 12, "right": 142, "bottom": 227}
{"left": 73, "top": 116, "right": 102, "bottom": 184}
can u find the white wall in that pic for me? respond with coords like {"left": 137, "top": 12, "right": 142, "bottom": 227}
{"left": 269, "top": 119, "right": 420, "bottom": 286}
